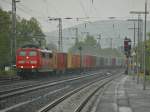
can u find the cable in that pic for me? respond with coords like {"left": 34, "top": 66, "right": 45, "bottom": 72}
{"left": 2, "top": 0, "right": 50, "bottom": 21}
{"left": 79, "top": 0, "right": 89, "bottom": 17}
{"left": 90, "top": 0, "right": 101, "bottom": 18}
{"left": 1, "top": 0, "right": 32, "bottom": 18}
{"left": 18, "top": 3, "right": 45, "bottom": 17}
{"left": 43, "top": 0, "right": 49, "bottom": 16}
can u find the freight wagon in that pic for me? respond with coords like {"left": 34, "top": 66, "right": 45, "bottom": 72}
{"left": 67, "top": 53, "right": 81, "bottom": 72}
{"left": 16, "top": 45, "right": 125, "bottom": 78}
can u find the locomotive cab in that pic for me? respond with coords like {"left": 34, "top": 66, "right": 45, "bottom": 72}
{"left": 16, "top": 46, "right": 53, "bottom": 77}
{"left": 16, "top": 48, "right": 40, "bottom": 69}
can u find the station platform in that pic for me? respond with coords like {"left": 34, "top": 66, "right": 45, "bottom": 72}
{"left": 95, "top": 75, "right": 150, "bottom": 112}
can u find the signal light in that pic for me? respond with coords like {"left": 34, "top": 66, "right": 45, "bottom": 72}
{"left": 124, "top": 42, "right": 128, "bottom": 51}
{"left": 124, "top": 37, "right": 131, "bottom": 57}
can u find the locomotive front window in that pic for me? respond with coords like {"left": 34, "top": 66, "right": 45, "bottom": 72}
{"left": 29, "top": 51, "right": 37, "bottom": 56}
{"left": 19, "top": 51, "right": 26, "bottom": 56}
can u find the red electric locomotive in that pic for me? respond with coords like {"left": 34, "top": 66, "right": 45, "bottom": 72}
{"left": 16, "top": 45, "right": 53, "bottom": 77}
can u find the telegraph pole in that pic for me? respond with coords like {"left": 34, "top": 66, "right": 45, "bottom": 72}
{"left": 137, "top": 15, "right": 141, "bottom": 84}
{"left": 97, "top": 34, "right": 101, "bottom": 49}
{"left": 58, "top": 18, "right": 63, "bottom": 51}
{"left": 12, "top": 0, "right": 17, "bottom": 63}
{"left": 128, "top": 20, "right": 138, "bottom": 79}
{"left": 49, "top": 17, "right": 63, "bottom": 52}
{"left": 75, "top": 28, "right": 79, "bottom": 44}
{"left": 78, "top": 46, "right": 82, "bottom": 73}
{"left": 48, "top": 17, "right": 80, "bottom": 51}
{"left": 130, "top": 6, "right": 149, "bottom": 88}
{"left": 71, "top": 28, "right": 79, "bottom": 44}
{"left": 11, "top": 0, "right": 19, "bottom": 64}
{"left": 128, "top": 21, "right": 137, "bottom": 48}
{"left": 130, "top": 12, "right": 143, "bottom": 84}
{"left": 143, "top": 0, "right": 148, "bottom": 90}
{"left": 110, "top": 38, "right": 113, "bottom": 49}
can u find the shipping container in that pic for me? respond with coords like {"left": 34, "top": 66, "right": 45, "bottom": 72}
{"left": 75, "top": 54, "right": 81, "bottom": 68}
{"left": 53, "top": 52, "right": 67, "bottom": 71}
{"left": 92, "top": 56, "right": 96, "bottom": 68}
{"left": 67, "top": 53, "right": 73, "bottom": 69}
{"left": 67, "top": 53, "right": 81, "bottom": 70}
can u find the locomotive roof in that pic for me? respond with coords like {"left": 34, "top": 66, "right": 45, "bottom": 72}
{"left": 21, "top": 44, "right": 39, "bottom": 48}
{"left": 40, "top": 49, "right": 52, "bottom": 53}
{"left": 18, "top": 48, "right": 52, "bottom": 53}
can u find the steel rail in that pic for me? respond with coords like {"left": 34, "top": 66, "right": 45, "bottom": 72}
{"left": 0, "top": 71, "right": 103, "bottom": 100}
{"left": 38, "top": 73, "right": 119, "bottom": 112}
{"left": 74, "top": 74, "right": 121, "bottom": 112}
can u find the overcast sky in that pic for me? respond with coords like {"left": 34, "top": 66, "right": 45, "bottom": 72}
{"left": 0, "top": 0, "right": 150, "bottom": 32}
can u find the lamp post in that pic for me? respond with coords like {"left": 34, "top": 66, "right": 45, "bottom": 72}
{"left": 70, "top": 27, "right": 79, "bottom": 45}
{"left": 130, "top": 1, "right": 149, "bottom": 89}
{"left": 127, "top": 19, "right": 139, "bottom": 79}
{"left": 48, "top": 17, "right": 62, "bottom": 52}
{"left": 78, "top": 46, "right": 82, "bottom": 73}
{"left": 11, "top": 0, "right": 20, "bottom": 67}
{"left": 143, "top": 0, "right": 148, "bottom": 90}
{"left": 129, "top": 13, "right": 143, "bottom": 84}
{"left": 48, "top": 17, "right": 75, "bottom": 52}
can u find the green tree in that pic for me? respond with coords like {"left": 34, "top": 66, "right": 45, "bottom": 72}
{"left": 16, "top": 17, "right": 45, "bottom": 47}
{"left": 0, "top": 9, "right": 11, "bottom": 68}
{"left": 84, "top": 35, "right": 96, "bottom": 46}
{"left": 69, "top": 35, "right": 97, "bottom": 54}
{"left": 69, "top": 34, "right": 123, "bottom": 57}
{"left": 148, "top": 32, "right": 150, "bottom": 38}
{"left": 0, "top": 8, "right": 45, "bottom": 69}
{"left": 46, "top": 43, "right": 57, "bottom": 51}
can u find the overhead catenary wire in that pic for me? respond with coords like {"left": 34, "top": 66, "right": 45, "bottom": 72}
{"left": 1, "top": 0, "right": 58, "bottom": 32}
{"left": 0, "top": 0, "right": 137, "bottom": 22}
{"left": 79, "top": 0, "right": 89, "bottom": 17}
{"left": 43, "top": 0, "right": 50, "bottom": 17}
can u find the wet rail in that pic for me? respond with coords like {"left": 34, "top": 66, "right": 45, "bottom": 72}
{"left": 0, "top": 71, "right": 103, "bottom": 100}
{"left": 38, "top": 72, "right": 122, "bottom": 112}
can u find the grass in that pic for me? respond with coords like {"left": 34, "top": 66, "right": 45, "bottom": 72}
{"left": 146, "top": 75, "right": 150, "bottom": 80}
{"left": 133, "top": 72, "right": 150, "bottom": 81}
{"left": 138, "top": 72, "right": 150, "bottom": 80}
{"left": 0, "top": 69, "right": 16, "bottom": 78}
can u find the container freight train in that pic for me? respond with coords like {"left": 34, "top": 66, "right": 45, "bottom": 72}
{"left": 16, "top": 45, "right": 124, "bottom": 78}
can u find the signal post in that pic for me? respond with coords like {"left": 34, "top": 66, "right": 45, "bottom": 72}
{"left": 124, "top": 37, "right": 132, "bottom": 75}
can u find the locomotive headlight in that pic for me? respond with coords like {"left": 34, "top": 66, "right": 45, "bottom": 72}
{"left": 30, "top": 61, "right": 37, "bottom": 64}
{"left": 21, "top": 66, "right": 23, "bottom": 68}
{"left": 31, "top": 66, "right": 35, "bottom": 68}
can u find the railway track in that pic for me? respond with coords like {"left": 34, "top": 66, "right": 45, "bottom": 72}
{"left": 0, "top": 69, "right": 122, "bottom": 112}
{"left": 0, "top": 70, "right": 103, "bottom": 94}
{"left": 0, "top": 70, "right": 102, "bottom": 87}
{"left": 38, "top": 72, "right": 122, "bottom": 112}
{"left": 0, "top": 78, "right": 21, "bottom": 85}
{"left": 0, "top": 71, "right": 104, "bottom": 100}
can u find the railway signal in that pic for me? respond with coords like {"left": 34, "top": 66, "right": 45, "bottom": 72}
{"left": 124, "top": 37, "right": 131, "bottom": 57}
{"left": 124, "top": 37, "right": 132, "bottom": 75}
